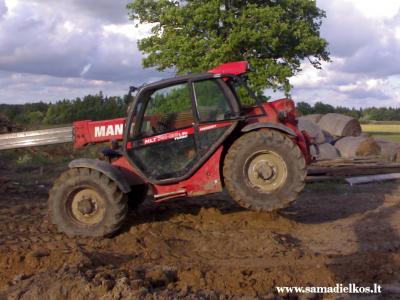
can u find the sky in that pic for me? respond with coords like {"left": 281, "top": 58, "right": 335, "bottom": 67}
{"left": 0, "top": 0, "right": 400, "bottom": 107}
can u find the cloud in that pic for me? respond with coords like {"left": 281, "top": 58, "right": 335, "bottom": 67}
{"left": 319, "top": 0, "right": 400, "bottom": 78}
{"left": 336, "top": 79, "right": 391, "bottom": 100}
{"left": 0, "top": 71, "right": 135, "bottom": 103}
{"left": 19, "top": 0, "right": 132, "bottom": 24}
{"left": 80, "top": 30, "right": 158, "bottom": 82}
{"left": 319, "top": 1, "right": 377, "bottom": 58}
{"left": 285, "top": 0, "right": 400, "bottom": 107}
{"left": 343, "top": 0, "right": 400, "bottom": 19}
{"left": 1, "top": 0, "right": 400, "bottom": 107}
{"left": 0, "top": 0, "right": 166, "bottom": 103}
{"left": 68, "top": 0, "right": 132, "bottom": 24}
{"left": 0, "top": 1, "right": 145, "bottom": 80}
{"left": 0, "top": 0, "right": 7, "bottom": 19}
{"left": 0, "top": 13, "right": 96, "bottom": 78}
{"left": 338, "top": 42, "right": 400, "bottom": 77}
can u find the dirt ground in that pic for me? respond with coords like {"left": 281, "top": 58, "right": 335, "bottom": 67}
{"left": 1, "top": 151, "right": 400, "bottom": 299}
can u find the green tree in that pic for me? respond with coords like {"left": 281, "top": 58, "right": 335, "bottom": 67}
{"left": 127, "top": 0, "right": 330, "bottom": 94}
{"left": 313, "top": 101, "right": 334, "bottom": 114}
{"left": 296, "top": 101, "right": 313, "bottom": 115}
{"left": 26, "top": 111, "right": 44, "bottom": 125}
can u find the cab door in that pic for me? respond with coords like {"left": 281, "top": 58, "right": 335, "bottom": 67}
{"left": 127, "top": 81, "right": 198, "bottom": 181}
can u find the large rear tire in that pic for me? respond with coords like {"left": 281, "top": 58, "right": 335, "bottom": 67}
{"left": 49, "top": 168, "right": 128, "bottom": 237}
{"left": 223, "top": 129, "right": 306, "bottom": 211}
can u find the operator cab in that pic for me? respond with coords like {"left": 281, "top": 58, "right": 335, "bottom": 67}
{"left": 124, "top": 72, "right": 254, "bottom": 184}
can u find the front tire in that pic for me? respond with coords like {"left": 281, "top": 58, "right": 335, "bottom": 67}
{"left": 49, "top": 168, "right": 128, "bottom": 237}
{"left": 223, "top": 129, "right": 306, "bottom": 211}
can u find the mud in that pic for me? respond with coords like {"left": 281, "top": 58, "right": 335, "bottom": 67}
{"left": 1, "top": 162, "right": 400, "bottom": 299}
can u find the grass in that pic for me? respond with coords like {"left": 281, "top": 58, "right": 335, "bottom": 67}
{"left": 0, "top": 143, "right": 102, "bottom": 186}
{"left": 361, "top": 124, "right": 400, "bottom": 142}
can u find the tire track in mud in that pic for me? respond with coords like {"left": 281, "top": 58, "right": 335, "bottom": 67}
{"left": 1, "top": 180, "right": 400, "bottom": 298}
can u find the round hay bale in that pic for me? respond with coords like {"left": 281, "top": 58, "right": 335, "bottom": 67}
{"left": 376, "top": 140, "right": 400, "bottom": 162}
{"left": 317, "top": 113, "right": 361, "bottom": 137}
{"left": 299, "top": 114, "right": 323, "bottom": 124}
{"left": 310, "top": 143, "right": 340, "bottom": 160}
{"left": 298, "top": 119, "right": 325, "bottom": 144}
{"left": 334, "top": 137, "right": 381, "bottom": 158}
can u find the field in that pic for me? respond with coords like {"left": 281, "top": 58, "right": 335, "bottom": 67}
{"left": 2, "top": 146, "right": 400, "bottom": 298}
{"left": 361, "top": 123, "right": 400, "bottom": 142}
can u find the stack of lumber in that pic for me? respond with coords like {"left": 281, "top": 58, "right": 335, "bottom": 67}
{"left": 298, "top": 113, "right": 399, "bottom": 162}
{"left": 307, "top": 157, "right": 400, "bottom": 183}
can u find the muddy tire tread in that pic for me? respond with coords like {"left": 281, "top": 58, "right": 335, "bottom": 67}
{"left": 48, "top": 168, "right": 128, "bottom": 237}
{"left": 223, "top": 129, "right": 306, "bottom": 211}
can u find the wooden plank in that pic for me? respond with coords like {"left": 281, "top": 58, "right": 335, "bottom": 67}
{"left": 306, "top": 176, "right": 345, "bottom": 183}
{"left": 311, "top": 156, "right": 380, "bottom": 167}
{"left": 307, "top": 163, "right": 400, "bottom": 176}
{"left": 346, "top": 173, "right": 400, "bottom": 185}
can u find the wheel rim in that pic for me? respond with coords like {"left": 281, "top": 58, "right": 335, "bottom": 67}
{"left": 244, "top": 150, "right": 288, "bottom": 193}
{"left": 67, "top": 188, "right": 106, "bottom": 226}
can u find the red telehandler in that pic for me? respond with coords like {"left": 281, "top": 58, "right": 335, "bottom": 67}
{"left": 7, "top": 61, "right": 312, "bottom": 237}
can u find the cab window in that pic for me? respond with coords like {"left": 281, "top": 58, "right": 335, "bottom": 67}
{"left": 229, "top": 79, "right": 257, "bottom": 107}
{"left": 193, "top": 79, "right": 233, "bottom": 122}
{"left": 140, "top": 83, "right": 193, "bottom": 137}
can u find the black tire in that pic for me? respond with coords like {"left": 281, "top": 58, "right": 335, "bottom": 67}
{"left": 48, "top": 168, "right": 128, "bottom": 237}
{"left": 223, "top": 129, "right": 306, "bottom": 211}
{"left": 127, "top": 184, "right": 148, "bottom": 210}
